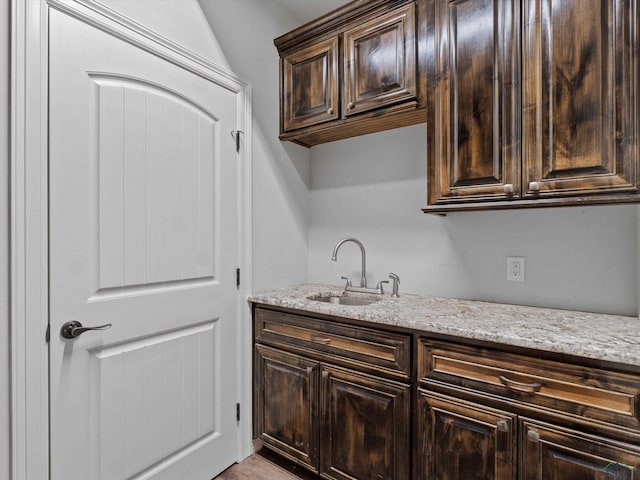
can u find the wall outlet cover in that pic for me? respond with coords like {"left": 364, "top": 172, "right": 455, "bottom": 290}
{"left": 507, "top": 256, "right": 525, "bottom": 282}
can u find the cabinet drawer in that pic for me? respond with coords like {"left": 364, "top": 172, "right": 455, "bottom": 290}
{"left": 418, "top": 339, "right": 640, "bottom": 430}
{"left": 255, "top": 307, "right": 410, "bottom": 379}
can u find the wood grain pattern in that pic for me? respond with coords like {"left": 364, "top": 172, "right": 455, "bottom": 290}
{"left": 417, "top": 390, "right": 516, "bottom": 480}
{"left": 282, "top": 37, "right": 339, "bottom": 131}
{"left": 276, "top": 0, "right": 427, "bottom": 146}
{"left": 255, "top": 345, "right": 320, "bottom": 473}
{"left": 320, "top": 365, "right": 411, "bottom": 480}
{"left": 255, "top": 307, "right": 411, "bottom": 380}
{"left": 215, "top": 450, "right": 321, "bottom": 480}
{"left": 522, "top": 0, "right": 639, "bottom": 197}
{"left": 418, "top": 338, "right": 640, "bottom": 431}
{"left": 254, "top": 306, "right": 411, "bottom": 480}
{"left": 426, "top": 0, "right": 640, "bottom": 212}
{"left": 426, "top": 0, "right": 521, "bottom": 206}
{"left": 343, "top": 2, "right": 416, "bottom": 115}
{"left": 520, "top": 420, "right": 640, "bottom": 480}
{"left": 254, "top": 305, "right": 640, "bottom": 479}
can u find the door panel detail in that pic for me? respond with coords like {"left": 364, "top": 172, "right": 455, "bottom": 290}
{"left": 522, "top": 0, "right": 638, "bottom": 196}
{"left": 89, "top": 75, "right": 218, "bottom": 294}
{"left": 88, "top": 321, "right": 219, "bottom": 479}
{"left": 49, "top": 7, "right": 240, "bottom": 480}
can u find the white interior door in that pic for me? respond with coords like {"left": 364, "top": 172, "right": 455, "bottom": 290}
{"left": 49, "top": 7, "right": 239, "bottom": 480}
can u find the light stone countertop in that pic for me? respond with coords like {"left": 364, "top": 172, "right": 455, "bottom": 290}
{"left": 249, "top": 283, "right": 640, "bottom": 367}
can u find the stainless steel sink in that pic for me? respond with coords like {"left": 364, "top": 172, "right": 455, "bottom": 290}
{"left": 307, "top": 294, "right": 380, "bottom": 306}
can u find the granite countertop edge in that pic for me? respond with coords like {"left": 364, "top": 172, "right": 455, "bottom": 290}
{"left": 249, "top": 283, "right": 640, "bottom": 368}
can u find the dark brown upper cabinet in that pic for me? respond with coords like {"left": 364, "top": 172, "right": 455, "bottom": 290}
{"left": 282, "top": 37, "right": 339, "bottom": 132}
{"left": 425, "top": 0, "right": 640, "bottom": 213}
{"left": 343, "top": 3, "right": 416, "bottom": 116}
{"left": 275, "top": 0, "right": 427, "bottom": 147}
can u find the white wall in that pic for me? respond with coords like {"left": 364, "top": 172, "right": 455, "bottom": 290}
{"left": 309, "top": 125, "right": 639, "bottom": 316}
{"left": 1, "top": 0, "right": 10, "bottom": 476}
{"left": 198, "top": 0, "right": 312, "bottom": 292}
{"left": 98, "top": 0, "right": 229, "bottom": 65}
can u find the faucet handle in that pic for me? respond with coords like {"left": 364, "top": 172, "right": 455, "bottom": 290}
{"left": 375, "top": 280, "right": 390, "bottom": 294}
{"left": 340, "top": 276, "right": 352, "bottom": 288}
{"left": 389, "top": 273, "right": 400, "bottom": 298}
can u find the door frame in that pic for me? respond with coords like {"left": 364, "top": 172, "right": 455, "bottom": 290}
{"left": 10, "top": 1, "right": 253, "bottom": 478}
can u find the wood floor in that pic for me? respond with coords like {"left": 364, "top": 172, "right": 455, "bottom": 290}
{"left": 214, "top": 449, "right": 320, "bottom": 480}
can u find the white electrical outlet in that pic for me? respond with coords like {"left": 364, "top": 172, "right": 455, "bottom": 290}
{"left": 507, "top": 256, "right": 525, "bottom": 282}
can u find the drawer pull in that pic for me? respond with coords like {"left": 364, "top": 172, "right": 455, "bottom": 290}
{"left": 499, "top": 375, "right": 542, "bottom": 393}
{"left": 310, "top": 335, "right": 332, "bottom": 345}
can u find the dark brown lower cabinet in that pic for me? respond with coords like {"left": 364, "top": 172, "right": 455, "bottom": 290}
{"left": 520, "top": 420, "right": 640, "bottom": 480}
{"left": 417, "top": 389, "right": 516, "bottom": 480}
{"left": 255, "top": 308, "right": 640, "bottom": 480}
{"left": 254, "top": 340, "right": 411, "bottom": 480}
{"left": 418, "top": 390, "right": 640, "bottom": 480}
{"left": 417, "top": 338, "right": 640, "bottom": 480}
{"left": 321, "top": 366, "right": 410, "bottom": 480}
{"left": 255, "top": 345, "right": 320, "bottom": 472}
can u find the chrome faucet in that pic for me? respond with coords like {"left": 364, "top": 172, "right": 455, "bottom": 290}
{"left": 388, "top": 273, "right": 400, "bottom": 298}
{"left": 331, "top": 237, "right": 367, "bottom": 288}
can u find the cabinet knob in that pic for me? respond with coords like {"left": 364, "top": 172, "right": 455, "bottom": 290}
{"left": 496, "top": 419, "right": 509, "bottom": 433}
{"left": 527, "top": 430, "right": 540, "bottom": 443}
{"left": 347, "top": 102, "right": 355, "bottom": 110}
{"left": 529, "top": 181, "right": 541, "bottom": 192}
{"left": 503, "top": 184, "right": 514, "bottom": 194}
{"left": 327, "top": 107, "right": 334, "bottom": 115}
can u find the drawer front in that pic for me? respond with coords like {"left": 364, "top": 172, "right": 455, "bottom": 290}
{"left": 255, "top": 307, "right": 410, "bottom": 379}
{"left": 418, "top": 339, "right": 640, "bottom": 430}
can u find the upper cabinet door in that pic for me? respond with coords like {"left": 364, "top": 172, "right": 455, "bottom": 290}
{"left": 343, "top": 3, "right": 417, "bottom": 116}
{"left": 427, "top": 0, "right": 521, "bottom": 206}
{"left": 282, "top": 37, "right": 339, "bottom": 131}
{"left": 522, "top": 0, "right": 639, "bottom": 197}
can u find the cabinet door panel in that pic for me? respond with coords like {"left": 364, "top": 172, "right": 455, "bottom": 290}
{"left": 428, "top": 0, "right": 521, "bottom": 205}
{"left": 282, "top": 37, "right": 339, "bottom": 131}
{"left": 321, "top": 365, "right": 410, "bottom": 480}
{"left": 417, "top": 389, "right": 516, "bottom": 480}
{"left": 520, "top": 420, "right": 640, "bottom": 480}
{"left": 522, "top": 0, "right": 639, "bottom": 196}
{"left": 343, "top": 3, "right": 417, "bottom": 116}
{"left": 255, "top": 345, "right": 320, "bottom": 472}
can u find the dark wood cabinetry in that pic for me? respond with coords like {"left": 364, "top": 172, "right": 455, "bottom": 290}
{"left": 426, "top": 0, "right": 521, "bottom": 206}
{"left": 520, "top": 420, "right": 640, "bottom": 480}
{"left": 253, "top": 306, "right": 411, "bottom": 480}
{"left": 321, "top": 365, "right": 410, "bottom": 480}
{"left": 253, "top": 302, "right": 640, "bottom": 479}
{"left": 418, "top": 338, "right": 640, "bottom": 480}
{"left": 282, "top": 38, "right": 339, "bottom": 132}
{"left": 255, "top": 345, "right": 320, "bottom": 471}
{"left": 417, "top": 390, "right": 516, "bottom": 480}
{"left": 425, "top": 0, "right": 640, "bottom": 212}
{"left": 342, "top": 3, "right": 417, "bottom": 117}
{"left": 275, "top": 0, "right": 427, "bottom": 147}
{"left": 521, "top": 0, "right": 638, "bottom": 200}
